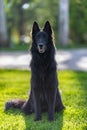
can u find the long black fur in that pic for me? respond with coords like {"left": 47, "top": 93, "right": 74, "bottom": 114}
{"left": 5, "top": 21, "right": 65, "bottom": 121}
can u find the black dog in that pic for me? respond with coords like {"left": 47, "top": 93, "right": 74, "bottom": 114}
{"left": 5, "top": 21, "right": 65, "bottom": 121}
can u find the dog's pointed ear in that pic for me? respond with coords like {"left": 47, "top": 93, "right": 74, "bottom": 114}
{"left": 43, "top": 21, "right": 52, "bottom": 34}
{"left": 32, "top": 21, "right": 40, "bottom": 35}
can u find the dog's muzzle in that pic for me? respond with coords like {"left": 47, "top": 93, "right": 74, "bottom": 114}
{"left": 37, "top": 43, "right": 46, "bottom": 53}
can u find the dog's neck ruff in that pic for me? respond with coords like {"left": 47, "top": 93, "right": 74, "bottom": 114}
{"left": 30, "top": 44, "right": 56, "bottom": 73}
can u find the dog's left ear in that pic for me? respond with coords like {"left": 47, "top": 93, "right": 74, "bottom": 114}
{"left": 43, "top": 21, "right": 52, "bottom": 34}
{"left": 32, "top": 21, "right": 40, "bottom": 35}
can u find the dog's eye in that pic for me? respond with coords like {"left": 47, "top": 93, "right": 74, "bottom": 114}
{"left": 35, "top": 35, "right": 39, "bottom": 40}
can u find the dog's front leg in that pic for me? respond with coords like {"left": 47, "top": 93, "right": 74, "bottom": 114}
{"left": 32, "top": 88, "right": 41, "bottom": 121}
{"left": 47, "top": 87, "right": 57, "bottom": 121}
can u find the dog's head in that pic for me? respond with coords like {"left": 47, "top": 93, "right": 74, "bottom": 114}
{"left": 32, "top": 21, "right": 53, "bottom": 54}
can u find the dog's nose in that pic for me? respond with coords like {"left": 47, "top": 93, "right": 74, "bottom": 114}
{"left": 39, "top": 44, "right": 43, "bottom": 49}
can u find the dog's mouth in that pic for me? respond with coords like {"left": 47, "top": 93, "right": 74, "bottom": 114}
{"left": 37, "top": 45, "right": 46, "bottom": 53}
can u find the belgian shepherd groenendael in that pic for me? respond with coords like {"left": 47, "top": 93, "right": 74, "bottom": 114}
{"left": 5, "top": 21, "right": 65, "bottom": 121}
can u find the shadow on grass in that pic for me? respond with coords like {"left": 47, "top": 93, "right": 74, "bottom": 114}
{"left": 5, "top": 108, "right": 64, "bottom": 130}
{"left": 75, "top": 71, "right": 87, "bottom": 107}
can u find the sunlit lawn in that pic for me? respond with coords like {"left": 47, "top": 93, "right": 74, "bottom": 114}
{"left": 0, "top": 70, "right": 87, "bottom": 130}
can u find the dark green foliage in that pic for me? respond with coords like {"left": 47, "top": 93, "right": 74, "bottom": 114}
{"left": 4, "top": 0, "right": 87, "bottom": 46}
{"left": 70, "top": 0, "right": 87, "bottom": 44}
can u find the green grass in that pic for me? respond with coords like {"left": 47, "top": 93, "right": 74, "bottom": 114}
{"left": 0, "top": 70, "right": 87, "bottom": 130}
{"left": 56, "top": 42, "right": 87, "bottom": 49}
{"left": 0, "top": 44, "right": 30, "bottom": 51}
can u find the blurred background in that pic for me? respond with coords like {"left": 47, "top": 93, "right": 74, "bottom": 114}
{"left": 0, "top": 0, "right": 87, "bottom": 71}
{"left": 0, "top": 0, "right": 87, "bottom": 50}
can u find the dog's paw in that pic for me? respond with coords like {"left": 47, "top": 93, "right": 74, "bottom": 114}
{"left": 48, "top": 115, "right": 55, "bottom": 122}
{"left": 34, "top": 116, "right": 41, "bottom": 121}
{"left": 48, "top": 117, "right": 55, "bottom": 122}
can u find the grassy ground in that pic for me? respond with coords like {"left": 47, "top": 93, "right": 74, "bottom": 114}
{"left": 0, "top": 70, "right": 87, "bottom": 130}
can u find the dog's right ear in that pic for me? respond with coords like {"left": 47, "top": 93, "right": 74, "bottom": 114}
{"left": 32, "top": 21, "right": 40, "bottom": 35}
{"left": 43, "top": 21, "right": 52, "bottom": 35}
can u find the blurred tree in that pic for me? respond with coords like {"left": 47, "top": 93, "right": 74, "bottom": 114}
{"left": 59, "top": 0, "right": 69, "bottom": 46}
{"left": 5, "top": 0, "right": 32, "bottom": 44}
{"left": 0, "top": 0, "right": 8, "bottom": 47}
{"left": 70, "top": 0, "right": 87, "bottom": 44}
{"left": 4, "top": 0, "right": 87, "bottom": 47}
